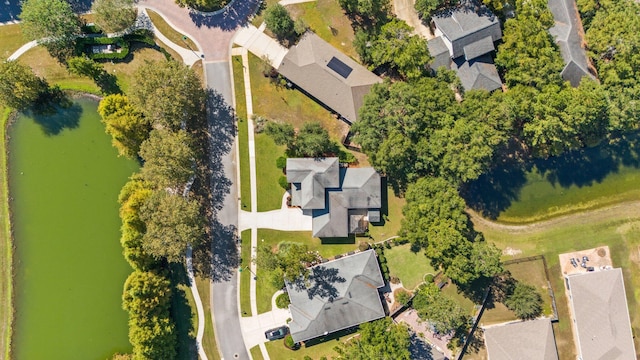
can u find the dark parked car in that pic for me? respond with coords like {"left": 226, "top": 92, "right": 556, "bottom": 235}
{"left": 265, "top": 326, "right": 289, "bottom": 341}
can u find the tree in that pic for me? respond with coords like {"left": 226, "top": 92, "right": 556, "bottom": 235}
{"left": 139, "top": 129, "right": 195, "bottom": 189}
{"left": 400, "top": 177, "right": 471, "bottom": 249}
{"left": 505, "top": 282, "right": 543, "bottom": 319}
{"left": 337, "top": 0, "right": 390, "bottom": 27}
{"left": 412, "top": 283, "right": 470, "bottom": 335}
{"left": 353, "top": 78, "right": 456, "bottom": 192}
{"left": 264, "top": 4, "right": 296, "bottom": 41}
{"left": 98, "top": 94, "right": 151, "bottom": 158}
{"left": 122, "top": 270, "right": 177, "bottom": 359}
{"left": 368, "top": 19, "right": 432, "bottom": 81}
{"left": 0, "top": 60, "right": 48, "bottom": 110}
{"left": 277, "top": 242, "right": 318, "bottom": 282}
{"left": 265, "top": 121, "right": 338, "bottom": 158}
{"left": 139, "top": 190, "right": 204, "bottom": 263}
{"left": 264, "top": 122, "right": 295, "bottom": 149}
{"left": 128, "top": 60, "right": 205, "bottom": 130}
{"left": 294, "top": 122, "right": 337, "bottom": 157}
{"left": 495, "top": 0, "right": 564, "bottom": 89}
{"left": 20, "top": 0, "right": 81, "bottom": 61}
{"left": 414, "top": 0, "right": 449, "bottom": 19}
{"left": 91, "top": 0, "right": 137, "bottom": 34}
{"left": 118, "top": 177, "right": 158, "bottom": 271}
{"left": 334, "top": 318, "right": 411, "bottom": 360}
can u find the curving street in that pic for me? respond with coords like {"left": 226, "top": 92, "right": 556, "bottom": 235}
{"left": 133, "top": 1, "right": 262, "bottom": 359}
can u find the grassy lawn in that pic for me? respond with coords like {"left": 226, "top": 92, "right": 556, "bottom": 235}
{"left": 255, "top": 229, "right": 359, "bottom": 313}
{"left": 264, "top": 330, "right": 342, "bottom": 360}
{"left": 232, "top": 55, "right": 252, "bottom": 211}
{"left": 385, "top": 244, "right": 435, "bottom": 290}
{"left": 0, "top": 107, "right": 12, "bottom": 359}
{"left": 441, "top": 282, "right": 478, "bottom": 316}
{"left": 255, "top": 133, "right": 286, "bottom": 211}
{"left": 0, "top": 24, "right": 26, "bottom": 59}
{"left": 196, "top": 276, "right": 221, "bottom": 360}
{"left": 250, "top": 345, "right": 265, "bottom": 360}
{"left": 17, "top": 44, "right": 169, "bottom": 94}
{"left": 466, "top": 134, "right": 640, "bottom": 224}
{"left": 368, "top": 186, "right": 406, "bottom": 241}
{"left": 287, "top": 0, "right": 358, "bottom": 60}
{"left": 146, "top": 9, "right": 198, "bottom": 50}
{"left": 248, "top": 53, "right": 349, "bottom": 142}
{"left": 240, "top": 230, "right": 252, "bottom": 317}
{"left": 471, "top": 216, "right": 640, "bottom": 359}
{"left": 480, "top": 259, "right": 554, "bottom": 325}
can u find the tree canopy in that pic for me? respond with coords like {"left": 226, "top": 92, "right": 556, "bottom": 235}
{"left": 139, "top": 190, "right": 204, "bottom": 263}
{"left": 412, "top": 283, "right": 470, "bottom": 335}
{"left": 0, "top": 60, "right": 49, "bottom": 110}
{"left": 20, "top": 0, "right": 81, "bottom": 61}
{"left": 366, "top": 19, "right": 432, "bottom": 81}
{"left": 98, "top": 94, "right": 151, "bottom": 158}
{"left": 128, "top": 60, "right": 205, "bottom": 130}
{"left": 495, "top": 0, "right": 564, "bottom": 89}
{"left": 257, "top": 242, "right": 318, "bottom": 283}
{"left": 265, "top": 121, "right": 338, "bottom": 158}
{"left": 122, "top": 270, "right": 177, "bottom": 359}
{"left": 139, "top": 129, "right": 195, "bottom": 189}
{"left": 505, "top": 282, "right": 543, "bottom": 319}
{"left": 334, "top": 318, "right": 411, "bottom": 360}
{"left": 91, "top": 0, "right": 137, "bottom": 34}
{"left": 264, "top": 4, "right": 302, "bottom": 43}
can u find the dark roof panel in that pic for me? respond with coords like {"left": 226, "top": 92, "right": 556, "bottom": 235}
{"left": 327, "top": 56, "right": 353, "bottom": 79}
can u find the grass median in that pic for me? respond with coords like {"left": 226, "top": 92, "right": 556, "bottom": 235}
{"left": 232, "top": 55, "right": 252, "bottom": 211}
{"left": 240, "top": 230, "right": 252, "bottom": 317}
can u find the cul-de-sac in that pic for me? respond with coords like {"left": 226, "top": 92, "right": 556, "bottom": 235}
{"left": 0, "top": 0, "right": 639, "bottom": 358}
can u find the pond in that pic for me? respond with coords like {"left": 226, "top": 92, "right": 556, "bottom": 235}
{"left": 9, "top": 98, "right": 138, "bottom": 359}
{"left": 464, "top": 134, "right": 640, "bottom": 223}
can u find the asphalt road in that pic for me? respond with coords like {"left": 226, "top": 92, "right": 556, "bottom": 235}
{"left": 205, "top": 60, "right": 248, "bottom": 360}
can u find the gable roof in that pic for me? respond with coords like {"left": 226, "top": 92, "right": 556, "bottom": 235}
{"left": 277, "top": 32, "right": 382, "bottom": 122}
{"left": 452, "top": 55, "right": 502, "bottom": 91}
{"left": 432, "top": 1, "right": 502, "bottom": 59}
{"left": 547, "top": 0, "right": 595, "bottom": 86}
{"left": 566, "top": 268, "right": 636, "bottom": 360}
{"left": 484, "top": 319, "right": 559, "bottom": 360}
{"left": 287, "top": 158, "right": 382, "bottom": 238}
{"left": 287, "top": 158, "right": 340, "bottom": 209}
{"left": 286, "top": 249, "right": 385, "bottom": 343}
{"left": 428, "top": 36, "right": 452, "bottom": 70}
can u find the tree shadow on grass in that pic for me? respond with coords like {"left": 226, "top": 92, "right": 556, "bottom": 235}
{"left": 169, "top": 263, "right": 197, "bottom": 360}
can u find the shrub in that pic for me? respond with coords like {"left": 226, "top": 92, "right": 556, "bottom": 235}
{"left": 424, "top": 274, "right": 434, "bottom": 283}
{"left": 278, "top": 175, "right": 290, "bottom": 190}
{"left": 276, "top": 155, "right": 287, "bottom": 169}
{"left": 304, "top": 356, "right": 313, "bottom": 360}
{"left": 385, "top": 241, "right": 392, "bottom": 249}
{"left": 395, "top": 289, "right": 411, "bottom": 305}
{"left": 338, "top": 148, "right": 357, "bottom": 164}
{"left": 275, "top": 293, "right": 290, "bottom": 309}
{"left": 358, "top": 241, "right": 370, "bottom": 251}
{"left": 390, "top": 276, "right": 400, "bottom": 284}
{"left": 284, "top": 334, "right": 297, "bottom": 349}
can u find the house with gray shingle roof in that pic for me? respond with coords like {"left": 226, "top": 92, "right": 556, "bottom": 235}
{"left": 484, "top": 318, "right": 559, "bottom": 360}
{"left": 428, "top": 1, "right": 503, "bottom": 91}
{"left": 286, "top": 158, "right": 382, "bottom": 238}
{"left": 565, "top": 268, "right": 636, "bottom": 360}
{"left": 277, "top": 32, "right": 382, "bottom": 123}
{"left": 548, "top": 0, "right": 596, "bottom": 86}
{"left": 286, "top": 249, "right": 386, "bottom": 343}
